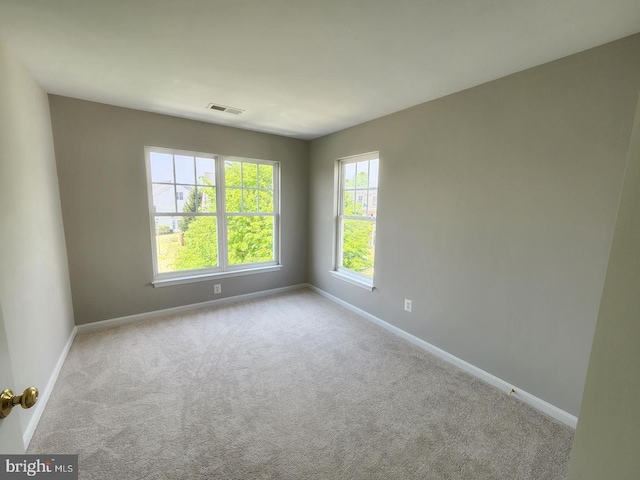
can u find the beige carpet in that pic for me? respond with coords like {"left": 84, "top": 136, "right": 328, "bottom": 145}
{"left": 28, "top": 289, "right": 573, "bottom": 479}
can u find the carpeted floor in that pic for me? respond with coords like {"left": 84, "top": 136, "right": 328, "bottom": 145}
{"left": 28, "top": 289, "right": 574, "bottom": 479}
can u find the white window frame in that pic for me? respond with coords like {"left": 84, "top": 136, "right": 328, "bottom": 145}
{"left": 145, "top": 146, "right": 281, "bottom": 287}
{"left": 332, "top": 151, "right": 379, "bottom": 291}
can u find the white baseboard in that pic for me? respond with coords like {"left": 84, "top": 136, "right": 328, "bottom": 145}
{"left": 76, "top": 284, "right": 308, "bottom": 333}
{"left": 307, "top": 284, "right": 578, "bottom": 429}
{"left": 23, "top": 326, "right": 78, "bottom": 449}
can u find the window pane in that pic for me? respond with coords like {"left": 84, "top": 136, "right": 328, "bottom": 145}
{"left": 197, "top": 186, "right": 216, "bottom": 213}
{"left": 343, "top": 162, "right": 356, "bottom": 188}
{"left": 176, "top": 185, "right": 195, "bottom": 212}
{"left": 342, "top": 218, "right": 375, "bottom": 277}
{"left": 343, "top": 190, "right": 355, "bottom": 216}
{"left": 356, "top": 161, "right": 370, "bottom": 188}
{"left": 369, "top": 159, "right": 379, "bottom": 188}
{"left": 227, "top": 216, "right": 274, "bottom": 265}
{"left": 155, "top": 216, "right": 218, "bottom": 273}
{"left": 259, "top": 164, "right": 273, "bottom": 189}
{"left": 196, "top": 157, "right": 215, "bottom": 186}
{"left": 225, "top": 161, "right": 242, "bottom": 187}
{"left": 244, "top": 189, "right": 259, "bottom": 212}
{"left": 175, "top": 155, "right": 195, "bottom": 184}
{"left": 150, "top": 152, "right": 174, "bottom": 183}
{"left": 243, "top": 163, "right": 258, "bottom": 188}
{"left": 259, "top": 190, "right": 274, "bottom": 212}
{"left": 152, "top": 184, "right": 176, "bottom": 213}
{"left": 366, "top": 188, "right": 377, "bottom": 218}
{"left": 355, "top": 190, "right": 366, "bottom": 214}
{"left": 226, "top": 187, "right": 242, "bottom": 213}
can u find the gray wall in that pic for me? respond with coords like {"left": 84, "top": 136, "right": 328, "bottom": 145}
{"left": 567, "top": 93, "right": 640, "bottom": 479}
{"left": 0, "top": 43, "right": 75, "bottom": 436}
{"left": 308, "top": 34, "right": 640, "bottom": 416}
{"left": 49, "top": 96, "right": 309, "bottom": 325}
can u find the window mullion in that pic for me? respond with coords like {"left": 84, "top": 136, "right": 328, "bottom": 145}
{"left": 153, "top": 212, "right": 215, "bottom": 217}
{"left": 339, "top": 163, "right": 345, "bottom": 216}
{"left": 172, "top": 154, "right": 178, "bottom": 212}
{"left": 369, "top": 161, "right": 373, "bottom": 213}
{"left": 193, "top": 156, "right": 198, "bottom": 213}
{"left": 226, "top": 212, "right": 273, "bottom": 217}
{"left": 240, "top": 162, "right": 244, "bottom": 213}
{"left": 336, "top": 160, "right": 345, "bottom": 270}
{"left": 217, "top": 156, "right": 228, "bottom": 271}
{"left": 274, "top": 164, "right": 280, "bottom": 264}
{"left": 337, "top": 215, "right": 344, "bottom": 269}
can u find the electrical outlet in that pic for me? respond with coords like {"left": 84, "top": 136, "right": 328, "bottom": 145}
{"left": 404, "top": 299, "right": 412, "bottom": 312}
{"left": 214, "top": 284, "right": 222, "bottom": 294}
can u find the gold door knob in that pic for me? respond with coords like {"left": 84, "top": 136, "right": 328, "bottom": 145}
{"left": 0, "top": 387, "right": 38, "bottom": 419}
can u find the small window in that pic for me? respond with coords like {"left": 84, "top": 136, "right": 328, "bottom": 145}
{"left": 334, "top": 152, "right": 379, "bottom": 288}
{"left": 145, "top": 147, "right": 280, "bottom": 283}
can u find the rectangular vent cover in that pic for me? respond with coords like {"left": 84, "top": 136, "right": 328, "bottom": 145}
{"left": 207, "top": 103, "right": 244, "bottom": 115}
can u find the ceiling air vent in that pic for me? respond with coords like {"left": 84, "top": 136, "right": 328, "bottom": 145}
{"left": 206, "top": 103, "right": 244, "bottom": 115}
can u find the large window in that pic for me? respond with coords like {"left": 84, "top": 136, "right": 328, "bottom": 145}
{"left": 334, "top": 152, "right": 379, "bottom": 289}
{"left": 146, "top": 147, "right": 279, "bottom": 285}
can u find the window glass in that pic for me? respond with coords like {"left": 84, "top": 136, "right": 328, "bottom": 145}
{"left": 150, "top": 152, "right": 174, "bottom": 183}
{"left": 147, "top": 149, "right": 279, "bottom": 278}
{"left": 336, "top": 153, "right": 379, "bottom": 282}
{"left": 175, "top": 155, "right": 195, "bottom": 184}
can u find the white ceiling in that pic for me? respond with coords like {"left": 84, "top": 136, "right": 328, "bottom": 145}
{"left": 1, "top": 1, "right": 640, "bottom": 140}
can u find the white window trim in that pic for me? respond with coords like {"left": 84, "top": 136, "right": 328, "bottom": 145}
{"left": 333, "top": 151, "right": 379, "bottom": 290}
{"left": 329, "top": 270, "right": 374, "bottom": 291}
{"left": 153, "top": 265, "right": 284, "bottom": 288}
{"left": 145, "top": 146, "right": 281, "bottom": 286}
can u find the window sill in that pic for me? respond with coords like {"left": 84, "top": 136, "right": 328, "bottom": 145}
{"left": 152, "top": 265, "right": 283, "bottom": 288}
{"left": 329, "top": 270, "right": 374, "bottom": 291}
